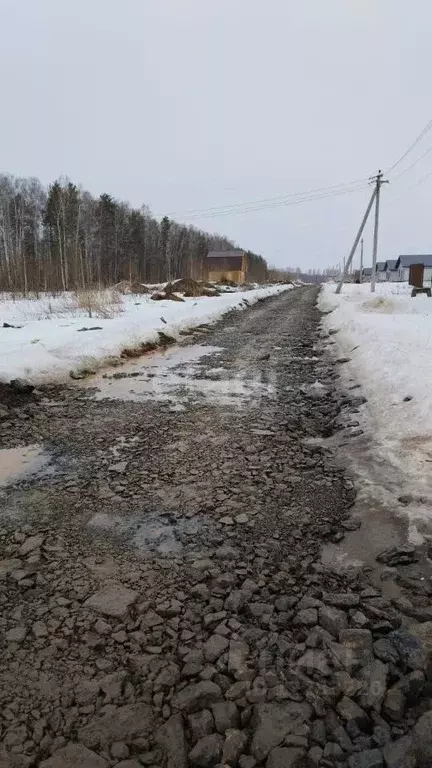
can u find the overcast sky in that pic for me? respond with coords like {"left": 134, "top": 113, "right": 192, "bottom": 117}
{"left": 0, "top": 0, "right": 431, "bottom": 270}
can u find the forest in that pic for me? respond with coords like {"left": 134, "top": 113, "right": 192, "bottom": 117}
{"left": 0, "top": 174, "right": 269, "bottom": 294}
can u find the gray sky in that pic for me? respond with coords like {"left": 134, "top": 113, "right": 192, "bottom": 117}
{"left": 0, "top": 0, "right": 431, "bottom": 270}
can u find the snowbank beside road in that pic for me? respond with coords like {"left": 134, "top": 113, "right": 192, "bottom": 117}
{"left": 319, "top": 282, "right": 432, "bottom": 527}
{"left": 0, "top": 285, "right": 291, "bottom": 383}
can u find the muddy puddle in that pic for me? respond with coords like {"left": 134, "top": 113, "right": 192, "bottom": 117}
{"left": 320, "top": 420, "right": 432, "bottom": 592}
{"left": 88, "top": 509, "right": 205, "bottom": 555}
{"left": 321, "top": 498, "right": 403, "bottom": 572}
{"left": 0, "top": 444, "right": 51, "bottom": 489}
{"left": 87, "top": 344, "right": 275, "bottom": 407}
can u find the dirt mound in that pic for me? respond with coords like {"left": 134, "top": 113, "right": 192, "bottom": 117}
{"left": 151, "top": 291, "right": 185, "bottom": 302}
{"left": 216, "top": 277, "right": 237, "bottom": 287}
{"left": 165, "top": 278, "right": 221, "bottom": 297}
{"left": 201, "top": 283, "right": 221, "bottom": 296}
{"left": 114, "top": 280, "right": 150, "bottom": 295}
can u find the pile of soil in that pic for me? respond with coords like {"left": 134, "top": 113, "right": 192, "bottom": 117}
{"left": 151, "top": 278, "right": 220, "bottom": 301}
{"left": 114, "top": 280, "right": 150, "bottom": 295}
{"left": 150, "top": 290, "right": 185, "bottom": 302}
{"left": 165, "top": 278, "right": 221, "bottom": 297}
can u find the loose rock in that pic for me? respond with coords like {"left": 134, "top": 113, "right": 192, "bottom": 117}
{"left": 84, "top": 584, "right": 138, "bottom": 619}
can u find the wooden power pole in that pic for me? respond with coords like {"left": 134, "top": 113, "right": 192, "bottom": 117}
{"left": 360, "top": 238, "right": 364, "bottom": 282}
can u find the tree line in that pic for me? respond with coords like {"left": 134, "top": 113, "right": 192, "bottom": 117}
{"left": 0, "top": 174, "right": 268, "bottom": 294}
{"left": 267, "top": 266, "right": 333, "bottom": 284}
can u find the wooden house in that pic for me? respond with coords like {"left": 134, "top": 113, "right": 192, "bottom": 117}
{"left": 205, "top": 251, "right": 248, "bottom": 284}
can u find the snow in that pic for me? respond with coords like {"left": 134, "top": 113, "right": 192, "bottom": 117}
{"left": 0, "top": 285, "right": 291, "bottom": 383}
{"left": 319, "top": 281, "right": 432, "bottom": 535}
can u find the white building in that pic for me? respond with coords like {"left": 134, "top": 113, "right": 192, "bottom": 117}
{"left": 384, "top": 259, "right": 399, "bottom": 281}
{"left": 375, "top": 262, "right": 387, "bottom": 281}
{"left": 395, "top": 255, "right": 432, "bottom": 284}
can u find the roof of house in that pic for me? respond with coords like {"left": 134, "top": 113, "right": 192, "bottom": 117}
{"left": 362, "top": 267, "right": 372, "bottom": 276}
{"left": 395, "top": 254, "right": 432, "bottom": 268}
{"left": 385, "top": 259, "right": 397, "bottom": 270}
{"left": 207, "top": 250, "right": 244, "bottom": 259}
{"left": 376, "top": 261, "right": 386, "bottom": 271}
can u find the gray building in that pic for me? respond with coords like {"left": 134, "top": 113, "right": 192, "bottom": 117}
{"left": 395, "top": 255, "right": 432, "bottom": 284}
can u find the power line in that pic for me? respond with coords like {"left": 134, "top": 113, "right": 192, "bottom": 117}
{"left": 417, "top": 168, "right": 432, "bottom": 186}
{"left": 159, "top": 177, "right": 369, "bottom": 219}
{"left": 392, "top": 143, "right": 432, "bottom": 181}
{"left": 153, "top": 117, "right": 432, "bottom": 223}
{"left": 386, "top": 117, "right": 432, "bottom": 174}
{"left": 182, "top": 185, "right": 367, "bottom": 220}
{"left": 168, "top": 181, "right": 369, "bottom": 221}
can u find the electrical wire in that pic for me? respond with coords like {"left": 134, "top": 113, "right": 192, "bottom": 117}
{"left": 386, "top": 117, "right": 432, "bottom": 175}
{"left": 417, "top": 168, "right": 432, "bottom": 186}
{"left": 179, "top": 181, "right": 369, "bottom": 220}
{"left": 159, "top": 177, "right": 369, "bottom": 219}
{"left": 164, "top": 183, "right": 367, "bottom": 220}
{"left": 154, "top": 118, "right": 432, "bottom": 222}
{"left": 392, "top": 144, "right": 432, "bottom": 181}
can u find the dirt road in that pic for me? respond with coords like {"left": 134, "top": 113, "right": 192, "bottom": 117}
{"left": 1, "top": 287, "right": 431, "bottom": 768}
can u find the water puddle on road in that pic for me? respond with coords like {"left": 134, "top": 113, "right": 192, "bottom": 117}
{"left": 0, "top": 444, "right": 51, "bottom": 489}
{"left": 87, "top": 343, "right": 275, "bottom": 407}
{"left": 88, "top": 510, "right": 202, "bottom": 555}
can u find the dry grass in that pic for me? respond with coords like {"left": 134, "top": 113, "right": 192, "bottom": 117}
{"left": 72, "top": 288, "right": 124, "bottom": 319}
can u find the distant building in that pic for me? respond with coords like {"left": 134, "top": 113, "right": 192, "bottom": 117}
{"left": 395, "top": 255, "right": 432, "bottom": 284}
{"left": 384, "top": 259, "right": 399, "bottom": 281}
{"left": 205, "top": 251, "right": 247, "bottom": 284}
{"left": 375, "top": 261, "right": 387, "bottom": 281}
{"left": 361, "top": 267, "right": 372, "bottom": 281}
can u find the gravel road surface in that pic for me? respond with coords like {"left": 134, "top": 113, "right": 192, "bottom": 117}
{"left": 1, "top": 286, "right": 431, "bottom": 768}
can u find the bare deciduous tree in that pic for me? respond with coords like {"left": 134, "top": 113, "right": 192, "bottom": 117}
{"left": 0, "top": 173, "right": 270, "bottom": 293}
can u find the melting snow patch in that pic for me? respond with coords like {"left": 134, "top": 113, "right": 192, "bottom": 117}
{"left": 320, "top": 282, "right": 432, "bottom": 528}
{"left": 0, "top": 285, "right": 291, "bottom": 383}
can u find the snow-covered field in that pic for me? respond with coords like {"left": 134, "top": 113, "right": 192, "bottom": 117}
{"left": 320, "top": 281, "right": 432, "bottom": 535}
{"left": 0, "top": 285, "right": 291, "bottom": 383}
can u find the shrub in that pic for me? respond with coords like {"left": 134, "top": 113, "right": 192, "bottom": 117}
{"left": 73, "top": 288, "right": 123, "bottom": 319}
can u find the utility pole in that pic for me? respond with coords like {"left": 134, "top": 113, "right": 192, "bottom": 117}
{"left": 336, "top": 187, "right": 377, "bottom": 294}
{"left": 370, "top": 170, "right": 388, "bottom": 293}
{"left": 336, "top": 170, "right": 388, "bottom": 294}
{"left": 360, "top": 238, "right": 364, "bottom": 282}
